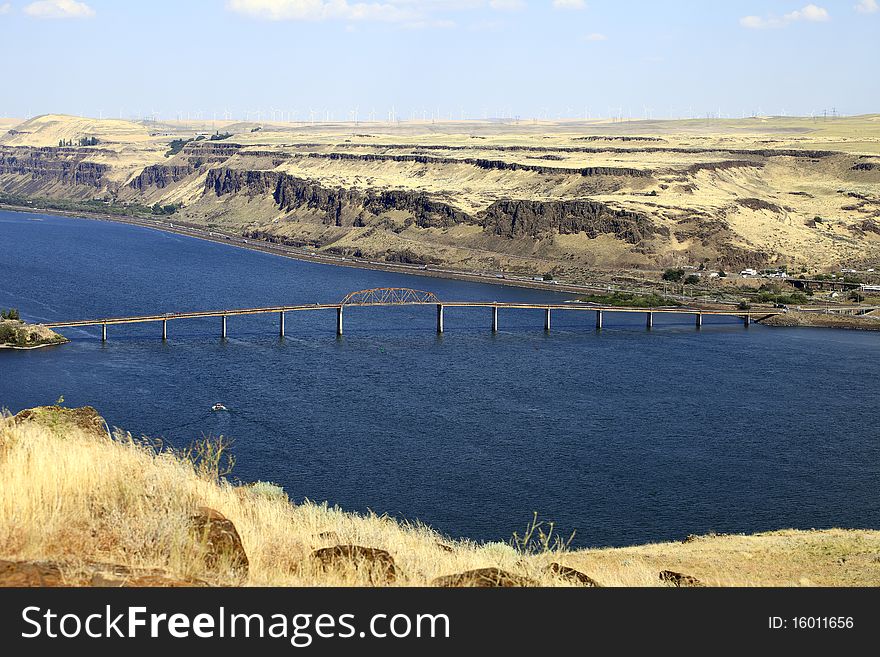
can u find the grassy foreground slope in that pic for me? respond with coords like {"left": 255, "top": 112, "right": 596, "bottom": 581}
{"left": 1, "top": 406, "right": 878, "bottom": 587}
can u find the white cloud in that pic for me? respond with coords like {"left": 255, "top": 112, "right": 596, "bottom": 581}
{"left": 227, "top": 1, "right": 413, "bottom": 22}
{"left": 0, "top": 3, "right": 12, "bottom": 15}
{"left": 228, "top": 0, "right": 526, "bottom": 23}
{"left": 23, "top": 0, "right": 95, "bottom": 19}
{"left": 855, "top": 0, "right": 878, "bottom": 13}
{"left": 785, "top": 3, "right": 829, "bottom": 21}
{"left": 740, "top": 3, "right": 829, "bottom": 28}
{"left": 226, "top": 0, "right": 528, "bottom": 28}
{"left": 583, "top": 32, "right": 606, "bottom": 41}
{"left": 553, "top": 0, "right": 585, "bottom": 9}
{"left": 489, "top": 0, "right": 524, "bottom": 10}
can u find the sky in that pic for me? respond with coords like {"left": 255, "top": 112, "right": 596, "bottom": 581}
{"left": 0, "top": 0, "right": 878, "bottom": 121}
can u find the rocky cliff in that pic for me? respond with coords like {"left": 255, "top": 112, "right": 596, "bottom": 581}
{"left": 0, "top": 146, "right": 109, "bottom": 188}
{"left": 206, "top": 168, "right": 473, "bottom": 228}
{"left": 129, "top": 164, "right": 195, "bottom": 190}
{"left": 204, "top": 167, "right": 656, "bottom": 241}
{"left": 480, "top": 199, "right": 659, "bottom": 243}
{"left": 298, "top": 152, "right": 652, "bottom": 178}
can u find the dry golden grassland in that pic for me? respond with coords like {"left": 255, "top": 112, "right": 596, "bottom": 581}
{"left": 2, "top": 405, "right": 878, "bottom": 587}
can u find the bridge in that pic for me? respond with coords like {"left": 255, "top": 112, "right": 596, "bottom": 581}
{"left": 43, "top": 287, "right": 778, "bottom": 341}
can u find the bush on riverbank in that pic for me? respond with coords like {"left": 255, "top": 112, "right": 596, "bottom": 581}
{"left": 578, "top": 292, "right": 681, "bottom": 307}
{"left": 0, "top": 192, "right": 163, "bottom": 220}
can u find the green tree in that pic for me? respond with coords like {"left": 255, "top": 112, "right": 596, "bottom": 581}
{"left": 662, "top": 268, "right": 685, "bottom": 282}
{"left": 684, "top": 274, "right": 701, "bottom": 285}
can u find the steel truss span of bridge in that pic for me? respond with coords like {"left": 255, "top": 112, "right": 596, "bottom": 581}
{"left": 43, "top": 287, "right": 778, "bottom": 341}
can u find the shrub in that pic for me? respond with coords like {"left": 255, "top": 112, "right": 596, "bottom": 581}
{"left": 1, "top": 308, "right": 20, "bottom": 320}
{"left": 662, "top": 268, "right": 685, "bottom": 282}
{"left": 578, "top": 292, "right": 679, "bottom": 308}
{"left": 165, "top": 138, "right": 194, "bottom": 157}
{"left": 0, "top": 323, "right": 16, "bottom": 344}
{"left": 151, "top": 203, "right": 179, "bottom": 216}
{"left": 684, "top": 274, "right": 701, "bottom": 285}
{"left": 249, "top": 481, "right": 288, "bottom": 501}
{"left": 850, "top": 291, "right": 865, "bottom": 303}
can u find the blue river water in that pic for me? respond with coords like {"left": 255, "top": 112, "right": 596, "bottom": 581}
{"left": 1, "top": 209, "right": 879, "bottom": 548}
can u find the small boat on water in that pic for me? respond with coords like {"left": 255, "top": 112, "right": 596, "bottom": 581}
{"left": 211, "top": 403, "right": 228, "bottom": 412}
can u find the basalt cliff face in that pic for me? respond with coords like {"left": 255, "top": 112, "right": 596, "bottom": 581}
{"left": 203, "top": 167, "right": 655, "bottom": 243}
{"left": 129, "top": 164, "right": 196, "bottom": 190}
{"left": 0, "top": 146, "right": 110, "bottom": 190}
{"left": 480, "top": 200, "right": 659, "bottom": 243}
{"left": 205, "top": 167, "right": 471, "bottom": 229}
{"left": 3, "top": 113, "right": 880, "bottom": 277}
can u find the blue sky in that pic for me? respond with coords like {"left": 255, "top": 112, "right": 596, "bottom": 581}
{"left": 0, "top": 0, "right": 877, "bottom": 120}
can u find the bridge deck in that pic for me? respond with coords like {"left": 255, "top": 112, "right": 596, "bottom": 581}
{"left": 43, "top": 302, "right": 776, "bottom": 329}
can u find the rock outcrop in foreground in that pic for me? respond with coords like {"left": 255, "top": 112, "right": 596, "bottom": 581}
{"left": 1, "top": 405, "right": 878, "bottom": 587}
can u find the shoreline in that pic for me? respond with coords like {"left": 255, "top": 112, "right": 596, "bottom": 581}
{"left": 0, "top": 203, "right": 602, "bottom": 297}
{"left": 4, "top": 204, "right": 876, "bottom": 329}
{"left": 0, "top": 342, "right": 64, "bottom": 350}
{"left": 757, "top": 309, "right": 880, "bottom": 331}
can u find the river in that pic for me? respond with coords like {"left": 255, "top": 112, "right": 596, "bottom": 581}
{"left": 1, "top": 209, "right": 878, "bottom": 548}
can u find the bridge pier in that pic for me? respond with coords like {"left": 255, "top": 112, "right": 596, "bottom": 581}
{"left": 544, "top": 308, "right": 551, "bottom": 331}
{"left": 646, "top": 311, "right": 653, "bottom": 329}
{"left": 436, "top": 304, "right": 444, "bottom": 333}
{"left": 336, "top": 307, "right": 343, "bottom": 336}
{"left": 695, "top": 313, "right": 702, "bottom": 329}
{"left": 101, "top": 323, "right": 106, "bottom": 342}
{"left": 744, "top": 314, "right": 751, "bottom": 327}
{"left": 596, "top": 310, "right": 603, "bottom": 330}
{"left": 221, "top": 315, "right": 227, "bottom": 339}
{"left": 162, "top": 319, "right": 167, "bottom": 341}
{"left": 491, "top": 306, "right": 498, "bottom": 332}
{"left": 279, "top": 312, "right": 285, "bottom": 338}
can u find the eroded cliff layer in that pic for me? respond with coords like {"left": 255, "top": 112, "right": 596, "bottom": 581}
{"left": 0, "top": 146, "right": 110, "bottom": 189}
